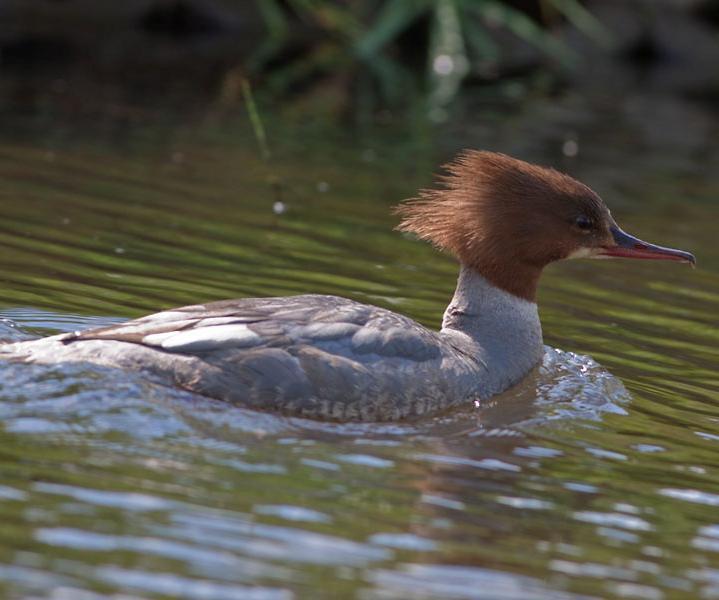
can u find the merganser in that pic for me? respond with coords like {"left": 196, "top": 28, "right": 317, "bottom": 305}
{"left": 1, "top": 151, "right": 695, "bottom": 421}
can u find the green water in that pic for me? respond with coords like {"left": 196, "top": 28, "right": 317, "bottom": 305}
{"left": 0, "top": 95, "right": 717, "bottom": 600}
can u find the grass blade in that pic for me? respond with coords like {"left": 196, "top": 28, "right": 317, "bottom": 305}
{"left": 241, "top": 78, "right": 271, "bottom": 161}
{"left": 356, "top": 0, "right": 431, "bottom": 58}
{"left": 428, "top": 0, "right": 470, "bottom": 112}
{"left": 255, "top": 0, "right": 289, "bottom": 40}
{"left": 463, "top": 0, "right": 576, "bottom": 68}
{"left": 545, "top": 0, "right": 613, "bottom": 47}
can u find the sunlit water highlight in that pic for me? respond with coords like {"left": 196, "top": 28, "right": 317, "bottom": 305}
{"left": 0, "top": 96, "right": 717, "bottom": 599}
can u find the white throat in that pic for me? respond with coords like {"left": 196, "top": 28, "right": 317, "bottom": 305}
{"left": 441, "top": 265, "right": 544, "bottom": 392}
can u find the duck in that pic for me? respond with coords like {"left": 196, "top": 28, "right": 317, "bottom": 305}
{"left": 1, "top": 151, "right": 695, "bottom": 421}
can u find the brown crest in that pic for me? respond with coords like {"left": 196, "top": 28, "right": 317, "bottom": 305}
{"left": 395, "top": 151, "right": 611, "bottom": 301}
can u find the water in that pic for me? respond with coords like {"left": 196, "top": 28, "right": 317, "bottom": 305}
{"left": 0, "top": 88, "right": 717, "bottom": 599}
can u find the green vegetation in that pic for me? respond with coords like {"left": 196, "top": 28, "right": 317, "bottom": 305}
{"left": 250, "top": 0, "right": 610, "bottom": 114}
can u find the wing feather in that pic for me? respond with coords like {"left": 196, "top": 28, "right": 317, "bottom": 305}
{"left": 61, "top": 294, "right": 440, "bottom": 362}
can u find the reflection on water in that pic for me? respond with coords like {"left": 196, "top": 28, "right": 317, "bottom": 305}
{"left": 0, "top": 88, "right": 717, "bottom": 599}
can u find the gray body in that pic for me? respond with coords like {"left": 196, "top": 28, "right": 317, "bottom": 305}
{"left": 1, "top": 267, "right": 544, "bottom": 421}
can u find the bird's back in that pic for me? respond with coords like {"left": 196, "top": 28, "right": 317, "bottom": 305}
{"left": 3, "top": 295, "right": 481, "bottom": 420}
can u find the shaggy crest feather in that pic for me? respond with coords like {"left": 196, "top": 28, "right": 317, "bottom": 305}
{"left": 394, "top": 150, "right": 608, "bottom": 301}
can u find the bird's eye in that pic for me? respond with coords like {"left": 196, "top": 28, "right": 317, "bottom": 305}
{"left": 575, "top": 215, "right": 592, "bottom": 231}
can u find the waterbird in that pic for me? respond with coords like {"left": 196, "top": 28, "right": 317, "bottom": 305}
{"left": 1, "top": 151, "right": 695, "bottom": 421}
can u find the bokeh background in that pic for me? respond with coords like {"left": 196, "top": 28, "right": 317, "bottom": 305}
{"left": 0, "top": 2, "right": 718, "bottom": 600}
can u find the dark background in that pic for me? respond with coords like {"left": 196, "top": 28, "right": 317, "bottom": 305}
{"left": 3, "top": 0, "right": 719, "bottom": 130}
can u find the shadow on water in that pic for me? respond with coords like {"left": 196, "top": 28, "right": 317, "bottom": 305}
{"left": 0, "top": 63, "right": 717, "bottom": 599}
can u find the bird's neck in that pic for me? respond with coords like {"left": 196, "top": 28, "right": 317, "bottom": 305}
{"left": 441, "top": 265, "right": 544, "bottom": 389}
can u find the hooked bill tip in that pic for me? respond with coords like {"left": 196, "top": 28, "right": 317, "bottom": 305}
{"left": 605, "top": 225, "right": 696, "bottom": 268}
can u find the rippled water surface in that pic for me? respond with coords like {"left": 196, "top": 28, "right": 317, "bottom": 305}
{"left": 0, "top": 92, "right": 718, "bottom": 599}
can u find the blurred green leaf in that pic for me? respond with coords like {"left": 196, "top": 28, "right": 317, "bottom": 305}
{"left": 251, "top": 0, "right": 598, "bottom": 111}
{"left": 462, "top": 15, "right": 500, "bottom": 63}
{"left": 546, "top": 0, "right": 613, "bottom": 47}
{"left": 428, "top": 0, "right": 470, "bottom": 111}
{"left": 241, "top": 79, "right": 271, "bottom": 161}
{"left": 356, "top": 0, "right": 432, "bottom": 58}
{"left": 287, "top": 0, "right": 362, "bottom": 39}
{"left": 255, "top": 0, "right": 289, "bottom": 40}
{"left": 261, "top": 42, "right": 345, "bottom": 96}
{"left": 366, "top": 53, "right": 417, "bottom": 106}
{"left": 462, "top": 0, "right": 576, "bottom": 67}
